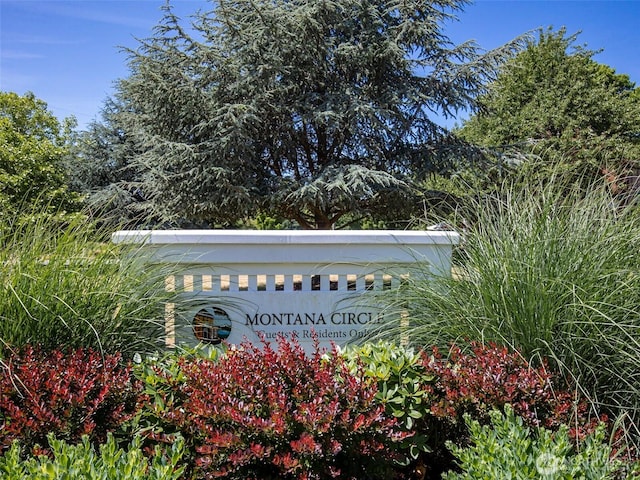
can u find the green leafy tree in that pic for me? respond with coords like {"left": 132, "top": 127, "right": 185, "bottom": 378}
{"left": 114, "top": 0, "right": 524, "bottom": 229}
{"left": 459, "top": 28, "right": 640, "bottom": 192}
{"left": 0, "top": 91, "right": 82, "bottom": 221}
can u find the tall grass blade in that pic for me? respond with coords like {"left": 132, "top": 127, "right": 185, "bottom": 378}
{"left": 372, "top": 175, "right": 640, "bottom": 438}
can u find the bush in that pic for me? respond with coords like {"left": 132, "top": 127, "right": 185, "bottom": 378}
{"left": 343, "top": 341, "right": 600, "bottom": 478}
{"left": 0, "top": 213, "right": 173, "bottom": 358}
{"left": 0, "top": 346, "right": 141, "bottom": 455}
{"left": 341, "top": 342, "right": 436, "bottom": 466}
{"left": 0, "top": 340, "right": 616, "bottom": 479}
{"left": 442, "top": 405, "right": 619, "bottom": 480}
{"left": 374, "top": 178, "right": 640, "bottom": 441}
{"left": 0, "top": 433, "right": 185, "bottom": 480}
{"left": 136, "top": 336, "right": 408, "bottom": 479}
{"left": 423, "top": 342, "right": 599, "bottom": 433}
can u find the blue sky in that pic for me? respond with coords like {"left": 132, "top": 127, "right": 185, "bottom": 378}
{"left": 1, "top": 0, "right": 639, "bottom": 131}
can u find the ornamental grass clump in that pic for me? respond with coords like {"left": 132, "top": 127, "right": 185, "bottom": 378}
{"left": 374, "top": 176, "right": 640, "bottom": 444}
{"left": 0, "top": 212, "right": 174, "bottom": 358}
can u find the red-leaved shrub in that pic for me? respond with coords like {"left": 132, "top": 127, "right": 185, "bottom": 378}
{"left": 414, "top": 342, "right": 605, "bottom": 478}
{"left": 142, "top": 336, "right": 409, "bottom": 480}
{"left": 0, "top": 346, "right": 141, "bottom": 454}
{"left": 424, "top": 342, "right": 602, "bottom": 433}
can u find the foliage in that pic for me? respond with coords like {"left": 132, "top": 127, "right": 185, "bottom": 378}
{"left": 0, "top": 212, "right": 174, "bottom": 357}
{"left": 136, "top": 335, "right": 407, "bottom": 479}
{"left": 459, "top": 28, "right": 640, "bottom": 188}
{"left": 66, "top": 98, "right": 149, "bottom": 228}
{"left": 341, "top": 342, "right": 435, "bottom": 465}
{"left": 374, "top": 176, "right": 640, "bottom": 444}
{"left": 342, "top": 341, "right": 599, "bottom": 479}
{"left": 442, "top": 405, "right": 619, "bottom": 480}
{"left": 0, "top": 347, "right": 141, "bottom": 456}
{"left": 110, "top": 0, "right": 525, "bottom": 229}
{"left": 0, "top": 91, "right": 82, "bottom": 222}
{"left": 0, "top": 433, "right": 185, "bottom": 480}
{"left": 422, "top": 342, "right": 601, "bottom": 439}
{"left": 626, "top": 461, "right": 640, "bottom": 479}
{"left": 124, "top": 344, "right": 224, "bottom": 443}
{"left": 244, "top": 211, "right": 296, "bottom": 230}
{"left": 0, "top": 338, "right": 628, "bottom": 479}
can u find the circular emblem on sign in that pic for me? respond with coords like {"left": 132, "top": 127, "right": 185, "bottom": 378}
{"left": 193, "top": 307, "right": 232, "bottom": 344}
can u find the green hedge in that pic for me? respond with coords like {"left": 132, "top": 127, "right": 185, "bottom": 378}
{"left": 0, "top": 434, "right": 185, "bottom": 480}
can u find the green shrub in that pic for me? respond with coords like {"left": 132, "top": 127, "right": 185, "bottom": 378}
{"left": 442, "top": 405, "right": 619, "bottom": 480}
{"left": 374, "top": 178, "right": 640, "bottom": 440}
{"left": 0, "top": 213, "right": 175, "bottom": 357}
{"left": 341, "top": 341, "right": 435, "bottom": 464}
{"left": 0, "top": 433, "right": 185, "bottom": 480}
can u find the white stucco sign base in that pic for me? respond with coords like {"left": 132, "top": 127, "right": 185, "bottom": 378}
{"left": 112, "top": 230, "right": 459, "bottom": 352}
